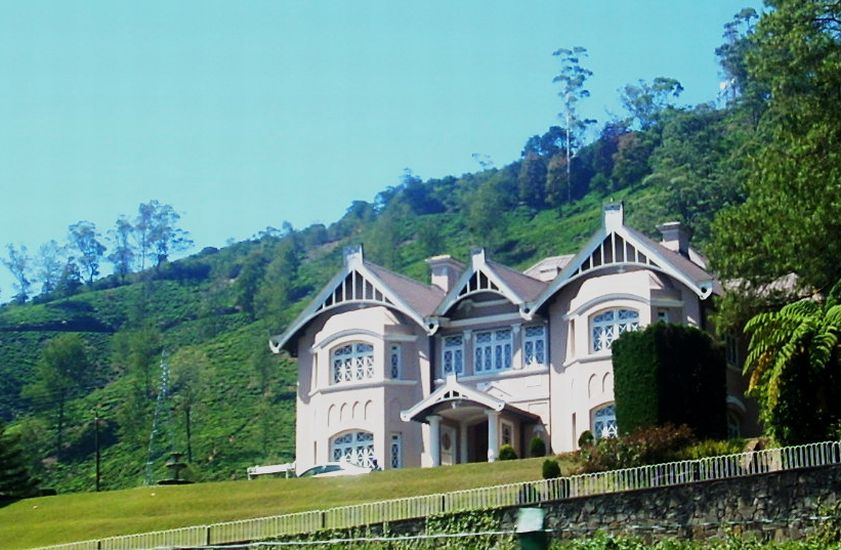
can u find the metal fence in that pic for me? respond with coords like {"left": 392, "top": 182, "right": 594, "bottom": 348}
{"left": 33, "top": 440, "right": 841, "bottom": 550}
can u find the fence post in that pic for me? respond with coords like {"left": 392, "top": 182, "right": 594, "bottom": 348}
{"left": 205, "top": 525, "right": 211, "bottom": 546}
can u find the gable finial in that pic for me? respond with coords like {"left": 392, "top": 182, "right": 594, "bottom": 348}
{"left": 343, "top": 244, "right": 364, "bottom": 267}
{"left": 603, "top": 202, "right": 624, "bottom": 231}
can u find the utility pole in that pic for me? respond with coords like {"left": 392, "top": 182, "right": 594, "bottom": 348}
{"left": 94, "top": 405, "right": 101, "bottom": 492}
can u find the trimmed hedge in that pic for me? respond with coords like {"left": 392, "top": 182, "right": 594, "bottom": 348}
{"left": 612, "top": 323, "right": 726, "bottom": 439}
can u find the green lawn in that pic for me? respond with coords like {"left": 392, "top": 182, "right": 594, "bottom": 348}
{"left": 0, "top": 456, "right": 573, "bottom": 550}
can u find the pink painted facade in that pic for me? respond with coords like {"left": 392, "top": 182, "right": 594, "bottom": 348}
{"left": 271, "top": 203, "right": 751, "bottom": 473}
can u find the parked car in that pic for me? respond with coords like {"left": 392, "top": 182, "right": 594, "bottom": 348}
{"left": 296, "top": 460, "right": 373, "bottom": 478}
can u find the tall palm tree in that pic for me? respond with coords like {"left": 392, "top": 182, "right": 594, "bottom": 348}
{"left": 744, "top": 285, "right": 841, "bottom": 444}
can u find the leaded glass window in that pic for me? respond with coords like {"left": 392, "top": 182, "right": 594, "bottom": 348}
{"left": 474, "top": 328, "right": 513, "bottom": 373}
{"left": 442, "top": 335, "right": 464, "bottom": 375}
{"left": 390, "top": 344, "right": 401, "bottom": 379}
{"left": 390, "top": 433, "right": 402, "bottom": 469}
{"left": 501, "top": 421, "right": 513, "bottom": 446}
{"left": 591, "top": 309, "right": 640, "bottom": 352}
{"left": 593, "top": 404, "right": 618, "bottom": 440}
{"left": 523, "top": 325, "right": 546, "bottom": 367}
{"left": 331, "top": 342, "right": 375, "bottom": 384}
{"left": 331, "top": 430, "right": 375, "bottom": 467}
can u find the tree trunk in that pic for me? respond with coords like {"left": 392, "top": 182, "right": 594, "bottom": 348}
{"left": 185, "top": 407, "right": 192, "bottom": 463}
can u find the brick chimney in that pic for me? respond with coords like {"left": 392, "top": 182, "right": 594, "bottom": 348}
{"left": 426, "top": 255, "right": 463, "bottom": 293}
{"left": 656, "top": 222, "right": 690, "bottom": 257}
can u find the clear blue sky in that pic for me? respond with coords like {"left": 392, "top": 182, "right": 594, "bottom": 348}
{"left": 0, "top": 1, "right": 758, "bottom": 298}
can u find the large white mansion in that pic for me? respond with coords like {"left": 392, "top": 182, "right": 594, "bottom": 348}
{"left": 270, "top": 203, "right": 751, "bottom": 472}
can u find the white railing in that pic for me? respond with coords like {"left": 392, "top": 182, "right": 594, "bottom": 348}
{"left": 32, "top": 440, "right": 841, "bottom": 550}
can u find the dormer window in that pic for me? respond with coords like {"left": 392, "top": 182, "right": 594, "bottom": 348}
{"left": 591, "top": 309, "right": 640, "bottom": 352}
{"left": 332, "top": 342, "right": 375, "bottom": 384}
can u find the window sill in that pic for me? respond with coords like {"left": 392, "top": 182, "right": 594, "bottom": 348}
{"left": 562, "top": 353, "right": 614, "bottom": 368}
{"left": 310, "top": 379, "right": 418, "bottom": 397}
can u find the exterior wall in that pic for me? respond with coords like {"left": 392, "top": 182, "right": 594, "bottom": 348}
{"left": 547, "top": 268, "right": 706, "bottom": 453}
{"left": 294, "top": 305, "right": 428, "bottom": 473}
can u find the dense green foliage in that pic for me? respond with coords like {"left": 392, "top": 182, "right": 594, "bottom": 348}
{"left": 743, "top": 283, "right": 841, "bottom": 444}
{"left": 577, "top": 424, "right": 696, "bottom": 473}
{"left": 0, "top": 424, "right": 39, "bottom": 500}
{"left": 529, "top": 436, "right": 547, "bottom": 458}
{"left": 710, "top": 0, "right": 841, "bottom": 295}
{"left": 542, "top": 458, "right": 561, "bottom": 479}
{"left": 612, "top": 324, "right": 727, "bottom": 439}
{"left": 498, "top": 444, "right": 518, "bottom": 461}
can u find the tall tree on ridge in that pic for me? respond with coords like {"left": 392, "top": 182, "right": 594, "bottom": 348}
{"left": 553, "top": 46, "right": 596, "bottom": 203}
{"left": 150, "top": 203, "right": 193, "bottom": 270}
{"left": 68, "top": 221, "right": 106, "bottom": 286}
{"left": 1, "top": 244, "right": 31, "bottom": 303}
{"left": 107, "top": 216, "right": 135, "bottom": 283}
{"left": 35, "top": 240, "right": 65, "bottom": 296}
{"left": 620, "top": 77, "right": 684, "bottom": 130}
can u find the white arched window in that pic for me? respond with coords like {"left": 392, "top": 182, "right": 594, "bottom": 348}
{"left": 591, "top": 309, "right": 640, "bottom": 352}
{"left": 592, "top": 404, "right": 618, "bottom": 440}
{"left": 332, "top": 342, "right": 375, "bottom": 384}
{"left": 331, "top": 430, "right": 375, "bottom": 467}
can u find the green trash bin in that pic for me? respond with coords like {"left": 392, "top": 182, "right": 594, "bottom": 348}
{"left": 516, "top": 507, "right": 547, "bottom": 550}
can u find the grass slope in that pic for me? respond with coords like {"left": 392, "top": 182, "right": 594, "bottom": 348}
{"left": 0, "top": 456, "right": 572, "bottom": 549}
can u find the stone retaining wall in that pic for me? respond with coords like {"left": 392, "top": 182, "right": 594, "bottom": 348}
{"left": 302, "top": 464, "right": 841, "bottom": 543}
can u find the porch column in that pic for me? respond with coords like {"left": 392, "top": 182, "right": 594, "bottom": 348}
{"left": 428, "top": 415, "right": 442, "bottom": 467}
{"left": 459, "top": 422, "right": 469, "bottom": 464}
{"left": 486, "top": 410, "right": 500, "bottom": 462}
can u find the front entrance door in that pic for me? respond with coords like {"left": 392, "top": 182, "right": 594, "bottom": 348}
{"left": 468, "top": 422, "right": 488, "bottom": 463}
{"left": 441, "top": 425, "right": 457, "bottom": 465}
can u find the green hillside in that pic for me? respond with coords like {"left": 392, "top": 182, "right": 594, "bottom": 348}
{"left": 0, "top": 15, "right": 760, "bottom": 495}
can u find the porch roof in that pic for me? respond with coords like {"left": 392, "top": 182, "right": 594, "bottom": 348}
{"left": 400, "top": 374, "right": 541, "bottom": 424}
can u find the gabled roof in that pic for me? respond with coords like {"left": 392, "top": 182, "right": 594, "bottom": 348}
{"left": 269, "top": 246, "right": 444, "bottom": 355}
{"left": 528, "top": 203, "right": 718, "bottom": 313}
{"left": 524, "top": 254, "right": 576, "bottom": 282}
{"left": 433, "top": 249, "right": 547, "bottom": 317}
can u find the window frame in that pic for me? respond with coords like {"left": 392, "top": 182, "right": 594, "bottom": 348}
{"left": 523, "top": 324, "right": 547, "bottom": 367}
{"left": 590, "top": 308, "right": 640, "bottom": 353}
{"left": 331, "top": 341, "right": 376, "bottom": 385}
{"left": 331, "top": 430, "right": 376, "bottom": 468}
{"left": 592, "top": 403, "right": 618, "bottom": 440}
{"left": 389, "top": 344, "right": 401, "bottom": 380}
{"left": 474, "top": 328, "right": 513, "bottom": 374}
{"left": 390, "top": 433, "right": 402, "bottom": 469}
{"left": 441, "top": 334, "right": 464, "bottom": 376}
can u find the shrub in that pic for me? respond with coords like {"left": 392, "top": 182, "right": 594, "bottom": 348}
{"left": 542, "top": 458, "right": 561, "bottom": 479}
{"left": 529, "top": 436, "right": 547, "bottom": 457}
{"left": 498, "top": 444, "right": 518, "bottom": 460}
{"left": 578, "top": 430, "right": 595, "bottom": 449}
{"left": 612, "top": 323, "right": 727, "bottom": 439}
{"left": 579, "top": 424, "right": 695, "bottom": 473}
{"left": 677, "top": 438, "right": 746, "bottom": 460}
